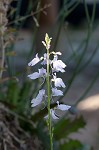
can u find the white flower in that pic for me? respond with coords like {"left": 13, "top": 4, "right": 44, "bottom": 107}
{"left": 28, "top": 72, "right": 39, "bottom": 80}
{"left": 55, "top": 52, "right": 62, "bottom": 55}
{"left": 52, "top": 75, "right": 66, "bottom": 88}
{"left": 52, "top": 88, "right": 63, "bottom": 96}
{"left": 28, "top": 67, "right": 46, "bottom": 80}
{"left": 42, "top": 41, "right": 46, "bottom": 47}
{"left": 51, "top": 51, "right": 62, "bottom": 55}
{"left": 41, "top": 53, "right": 47, "bottom": 65}
{"left": 38, "top": 67, "right": 46, "bottom": 76}
{"left": 44, "top": 109, "right": 59, "bottom": 120}
{"left": 51, "top": 109, "right": 59, "bottom": 119}
{"left": 41, "top": 53, "right": 51, "bottom": 65}
{"left": 56, "top": 101, "right": 71, "bottom": 111}
{"left": 51, "top": 54, "right": 66, "bottom": 73}
{"left": 31, "top": 89, "right": 45, "bottom": 107}
{"left": 28, "top": 53, "right": 40, "bottom": 66}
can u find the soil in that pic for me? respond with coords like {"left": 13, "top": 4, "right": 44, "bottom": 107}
{"left": 0, "top": 103, "right": 43, "bottom": 150}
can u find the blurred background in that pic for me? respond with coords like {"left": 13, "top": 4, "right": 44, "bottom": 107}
{"left": 0, "top": 0, "right": 99, "bottom": 149}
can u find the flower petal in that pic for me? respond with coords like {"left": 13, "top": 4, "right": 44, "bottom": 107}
{"left": 42, "top": 41, "right": 46, "bottom": 47}
{"left": 58, "top": 60, "right": 66, "bottom": 68}
{"left": 55, "top": 52, "right": 62, "bottom": 55}
{"left": 53, "top": 77, "right": 66, "bottom": 88}
{"left": 52, "top": 59, "right": 66, "bottom": 72}
{"left": 28, "top": 72, "right": 39, "bottom": 79}
{"left": 51, "top": 109, "right": 59, "bottom": 119}
{"left": 31, "top": 89, "right": 45, "bottom": 107}
{"left": 38, "top": 89, "right": 45, "bottom": 96}
{"left": 52, "top": 88, "right": 63, "bottom": 96}
{"left": 52, "top": 53, "right": 66, "bottom": 73}
{"left": 51, "top": 52, "right": 62, "bottom": 55}
{"left": 44, "top": 109, "right": 59, "bottom": 119}
{"left": 28, "top": 68, "right": 46, "bottom": 80}
{"left": 56, "top": 101, "right": 71, "bottom": 111}
{"left": 28, "top": 53, "right": 40, "bottom": 66}
{"left": 41, "top": 53, "right": 47, "bottom": 65}
{"left": 38, "top": 67, "right": 46, "bottom": 76}
{"left": 31, "top": 98, "right": 42, "bottom": 107}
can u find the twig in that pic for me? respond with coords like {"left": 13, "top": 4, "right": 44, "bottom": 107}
{"left": 8, "top": 4, "right": 51, "bottom": 26}
{"left": 0, "top": 35, "right": 5, "bottom": 79}
{"left": 3, "top": 139, "right": 7, "bottom": 150}
{"left": 8, "top": 130, "right": 24, "bottom": 144}
{"left": 0, "top": 1, "right": 10, "bottom": 79}
{"left": 0, "top": 76, "right": 19, "bottom": 83}
{"left": 0, "top": 102, "right": 35, "bottom": 126}
{"left": 0, "top": 2, "right": 5, "bottom": 79}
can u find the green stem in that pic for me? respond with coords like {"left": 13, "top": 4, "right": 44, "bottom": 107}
{"left": 46, "top": 49, "right": 53, "bottom": 150}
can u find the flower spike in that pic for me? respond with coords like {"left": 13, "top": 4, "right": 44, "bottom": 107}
{"left": 28, "top": 33, "right": 71, "bottom": 150}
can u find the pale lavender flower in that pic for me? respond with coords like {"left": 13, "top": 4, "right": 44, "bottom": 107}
{"left": 28, "top": 53, "right": 40, "bottom": 66}
{"left": 52, "top": 75, "right": 66, "bottom": 88}
{"left": 41, "top": 53, "right": 47, "bottom": 65}
{"left": 51, "top": 109, "right": 59, "bottom": 119}
{"left": 51, "top": 53, "right": 66, "bottom": 73}
{"left": 51, "top": 51, "right": 62, "bottom": 56}
{"left": 56, "top": 101, "right": 71, "bottom": 111}
{"left": 55, "top": 52, "right": 62, "bottom": 55}
{"left": 28, "top": 67, "right": 46, "bottom": 80}
{"left": 31, "top": 89, "right": 45, "bottom": 107}
{"left": 28, "top": 72, "right": 39, "bottom": 80}
{"left": 42, "top": 41, "right": 47, "bottom": 47}
{"left": 52, "top": 88, "right": 63, "bottom": 96}
{"left": 44, "top": 109, "right": 59, "bottom": 120}
{"left": 38, "top": 67, "right": 46, "bottom": 76}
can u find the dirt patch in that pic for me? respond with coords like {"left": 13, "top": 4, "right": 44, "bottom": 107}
{"left": 0, "top": 103, "right": 43, "bottom": 150}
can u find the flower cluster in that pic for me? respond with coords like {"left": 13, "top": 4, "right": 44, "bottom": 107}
{"left": 28, "top": 33, "right": 71, "bottom": 119}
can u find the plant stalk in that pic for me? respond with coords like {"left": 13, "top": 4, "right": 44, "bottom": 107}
{"left": 46, "top": 48, "right": 53, "bottom": 150}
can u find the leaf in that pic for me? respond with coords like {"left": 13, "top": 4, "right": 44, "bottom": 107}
{"left": 54, "top": 116, "right": 85, "bottom": 140}
{"left": 7, "top": 80, "right": 20, "bottom": 105}
{"left": 17, "top": 81, "right": 32, "bottom": 113}
{"left": 60, "top": 140, "right": 83, "bottom": 150}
